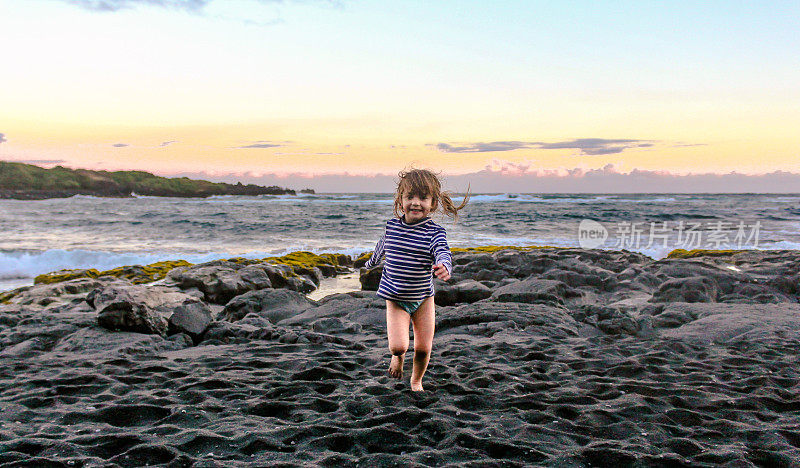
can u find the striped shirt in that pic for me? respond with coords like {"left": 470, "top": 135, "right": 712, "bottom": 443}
{"left": 364, "top": 215, "right": 453, "bottom": 301}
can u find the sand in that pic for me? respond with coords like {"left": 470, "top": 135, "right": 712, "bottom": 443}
{"left": 1, "top": 247, "right": 800, "bottom": 467}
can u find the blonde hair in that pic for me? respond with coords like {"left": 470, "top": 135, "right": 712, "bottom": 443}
{"left": 392, "top": 168, "right": 471, "bottom": 222}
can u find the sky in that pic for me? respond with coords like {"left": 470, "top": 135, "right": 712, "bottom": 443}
{"left": 1, "top": 0, "right": 799, "bottom": 192}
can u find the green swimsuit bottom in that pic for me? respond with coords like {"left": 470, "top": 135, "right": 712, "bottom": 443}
{"left": 393, "top": 299, "right": 424, "bottom": 316}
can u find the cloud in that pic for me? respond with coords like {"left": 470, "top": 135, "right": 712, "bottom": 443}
{"left": 534, "top": 138, "right": 658, "bottom": 155}
{"left": 164, "top": 166, "right": 800, "bottom": 193}
{"left": 0, "top": 133, "right": 6, "bottom": 143}
{"left": 63, "top": 0, "right": 211, "bottom": 12}
{"left": 160, "top": 140, "right": 176, "bottom": 147}
{"left": 61, "top": 0, "right": 344, "bottom": 13}
{"left": 211, "top": 14, "right": 285, "bottom": 27}
{"left": 484, "top": 158, "right": 533, "bottom": 174}
{"left": 272, "top": 151, "right": 343, "bottom": 155}
{"left": 112, "top": 143, "right": 129, "bottom": 147}
{"left": 237, "top": 141, "right": 283, "bottom": 149}
{"left": 436, "top": 141, "right": 533, "bottom": 153}
{"left": 434, "top": 138, "right": 662, "bottom": 155}
{"left": 58, "top": 0, "right": 346, "bottom": 30}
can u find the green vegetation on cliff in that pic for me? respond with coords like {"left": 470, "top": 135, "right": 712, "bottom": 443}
{"left": 0, "top": 161, "right": 308, "bottom": 199}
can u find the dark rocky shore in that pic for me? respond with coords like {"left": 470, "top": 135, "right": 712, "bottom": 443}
{"left": 2, "top": 247, "right": 800, "bottom": 466}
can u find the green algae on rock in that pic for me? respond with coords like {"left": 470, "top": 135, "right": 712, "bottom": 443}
{"left": 34, "top": 269, "right": 102, "bottom": 285}
{"left": 318, "top": 253, "right": 351, "bottom": 267}
{"left": 263, "top": 251, "right": 351, "bottom": 269}
{"left": 99, "top": 260, "right": 193, "bottom": 284}
{"left": 666, "top": 249, "right": 756, "bottom": 259}
{"left": 34, "top": 261, "right": 192, "bottom": 286}
{"left": 0, "top": 286, "right": 31, "bottom": 304}
{"left": 353, "top": 252, "right": 372, "bottom": 268}
{"left": 225, "top": 251, "right": 350, "bottom": 271}
{"left": 28, "top": 251, "right": 353, "bottom": 293}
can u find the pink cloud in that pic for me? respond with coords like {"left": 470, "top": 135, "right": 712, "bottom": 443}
{"left": 161, "top": 165, "right": 800, "bottom": 193}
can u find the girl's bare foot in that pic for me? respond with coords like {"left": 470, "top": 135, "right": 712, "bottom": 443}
{"left": 388, "top": 354, "right": 404, "bottom": 378}
{"left": 410, "top": 380, "right": 423, "bottom": 392}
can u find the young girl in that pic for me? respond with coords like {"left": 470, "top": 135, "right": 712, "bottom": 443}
{"left": 363, "top": 168, "right": 470, "bottom": 392}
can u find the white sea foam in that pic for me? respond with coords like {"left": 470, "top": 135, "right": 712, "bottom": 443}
{"left": 763, "top": 196, "right": 800, "bottom": 203}
{"left": 0, "top": 245, "right": 375, "bottom": 283}
{"left": 459, "top": 194, "right": 521, "bottom": 203}
{"left": 754, "top": 240, "right": 800, "bottom": 250}
{"left": 0, "top": 278, "right": 33, "bottom": 293}
{"left": 456, "top": 194, "right": 679, "bottom": 204}
{"left": 0, "top": 249, "right": 175, "bottom": 280}
{"left": 130, "top": 192, "right": 170, "bottom": 199}
{"left": 609, "top": 197, "right": 678, "bottom": 203}
{"left": 451, "top": 233, "right": 576, "bottom": 248}
{"left": 184, "top": 194, "right": 393, "bottom": 204}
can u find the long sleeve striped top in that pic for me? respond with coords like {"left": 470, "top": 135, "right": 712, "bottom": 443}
{"left": 364, "top": 215, "right": 453, "bottom": 301}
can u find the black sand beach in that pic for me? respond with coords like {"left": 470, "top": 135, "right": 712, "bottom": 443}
{"left": 2, "top": 247, "right": 800, "bottom": 466}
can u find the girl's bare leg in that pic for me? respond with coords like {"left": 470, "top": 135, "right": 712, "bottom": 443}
{"left": 410, "top": 296, "right": 435, "bottom": 391}
{"left": 386, "top": 300, "right": 411, "bottom": 378}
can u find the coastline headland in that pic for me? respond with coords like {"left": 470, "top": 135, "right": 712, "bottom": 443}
{"left": 0, "top": 161, "right": 311, "bottom": 199}
{"left": 2, "top": 246, "right": 800, "bottom": 465}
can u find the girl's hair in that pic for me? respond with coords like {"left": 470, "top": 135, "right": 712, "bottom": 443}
{"left": 392, "top": 168, "right": 471, "bottom": 222}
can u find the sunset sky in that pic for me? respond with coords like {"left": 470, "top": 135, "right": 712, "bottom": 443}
{"left": 1, "top": 1, "right": 799, "bottom": 191}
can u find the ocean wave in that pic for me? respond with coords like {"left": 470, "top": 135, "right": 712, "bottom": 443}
{"left": 130, "top": 192, "right": 166, "bottom": 199}
{"left": 185, "top": 195, "right": 393, "bottom": 204}
{"left": 459, "top": 194, "right": 553, "bottom": 203}
{"left": 764, "top": 196, "right": 800, "bottom": 203}
{"left": 319, "top": 194, "right": 359, "bottom": 199}
{"left": 0, "top": 246, "right": 375, "bottom": 282}
{"left": 460, "top": 194, "right": 679, "bottom": 204}
{"left": 450, "top": 233, "right": 578, "bottom": 249}
{"left": 299, "top": 198, "right": 393, "bottom": 204}
{"left": 753, "top": 240, "right": 800, "bottom": 250}
{"left": 170, "top": 220, "right": 219, "bottom": 228}
{"left": 647, "top": 213, "right": 718, "bottom": 220}
{"left": 459, "top": 194, "right": 522, "bottom": 203}
{"left": 0, "top": 249, "right": 176, "bottom": 280}
{"left": 608, "top": 197, "right": 678, "bottom": 203}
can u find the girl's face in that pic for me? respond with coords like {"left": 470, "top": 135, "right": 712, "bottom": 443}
{"left": 401, "top": 191, "right": 433, "bottom": 223}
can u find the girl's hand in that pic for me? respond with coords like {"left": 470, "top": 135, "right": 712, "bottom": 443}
{"left": 432, "top": 264, "right": 450, "bottom": 281}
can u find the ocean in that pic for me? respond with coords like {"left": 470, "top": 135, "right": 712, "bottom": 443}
{"left": 2, "top": 193, "right": 800, "bottom": 292}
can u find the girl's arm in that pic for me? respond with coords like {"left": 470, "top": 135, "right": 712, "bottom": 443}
{"left": 364, "top": 231, "right": 386, "bottom": 269}
{"left": 430, "top": 228, "right": 452, "bottom": 275}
